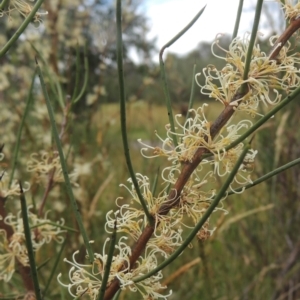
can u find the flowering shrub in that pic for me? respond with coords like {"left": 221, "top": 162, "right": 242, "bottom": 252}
{"left": 1, "top": 0, "right": 300, "bottom": 300}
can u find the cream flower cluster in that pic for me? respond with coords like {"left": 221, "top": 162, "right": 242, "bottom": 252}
{"left": 0, "top": 154, "right": 30, "bottom": 198}
{"left": 58, "top": 238, "right": 172, "bottom": 300}
{"left": 60, "top": 171, "right": 221, "bottom": 299}
{"left": 196, "top": 32, "right": 300, "bottom": 117}
{"left": 279, "top": 0, "right": 300, "bottom": 20}
{"left": 27, "top": 151, "right": 78, "bottom": 187}
{"left": 60, "top": 175, "right": 178, "bottom": 299}
{"left": 0, "top": 174, "right": 30, "bottom": 199}
{"left": 140, "top": 104, "right": 257, "bottom": 194}
{"left": 0, "top": 207, "right": 65, "bottom": 282}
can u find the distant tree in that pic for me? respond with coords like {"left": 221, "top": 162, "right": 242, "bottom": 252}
{"left": 0, "top": 0, "right": 157, "bottom": 110}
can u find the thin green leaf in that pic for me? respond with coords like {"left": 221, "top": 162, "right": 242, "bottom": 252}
{"left": 229, "top": 156, "right": 300, "bottom": 195}
{"left": 30, "top": 221, "right": 78, "bottom": 233}
{"left": 116, "top": 0, "right": 153, "bottom": 224}
{"left": 160, "top": 5, "right": 206, "bottom": 148}
{"left": 19, "top": 183, "right": 42, "bottom": 300}
{"left": 185, "top": 63, "right": 197, "bottom": 122}
{"left": 242, "top": 0, "right": 264, "bottom": 90}
{"left": 43, "top": 238, "right": 67, "bottom": 296}
{"left": 9, "top": 71, "right": 36, "bottom": 187}
{"left": 36, "top": 258, "right": 51, "bottom": 271}
{"left": 98, "top": 221, "right": 117, "bottom": 300}
{"left": 32, "top": 44, "right": 64, "bottom": 110}
{"left": 73, "top": 44, "right": 89, "bottom": 104}
{"left": 232, "top": 0, "right": 244, "bottom": 40}
{"left": 72, "top": 43, "right": 81, "bottom": 101}
{"left": 36, "top": 59, "right": 94, "bottom": 263}
{"left": 151, "top": 167, "right": 160, "bottom": 197}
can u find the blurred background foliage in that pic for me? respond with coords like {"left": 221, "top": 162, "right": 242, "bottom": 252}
{"left": 1, "top": 0, "right": 300, "bottom": 299}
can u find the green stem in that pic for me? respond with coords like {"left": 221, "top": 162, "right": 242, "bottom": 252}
{"left": 151, "top": 167, "right": 160, "bottom": 197}
{"left": 0, "top": 0, "right": 46, "bottom": 58}
{"left": 19, "top": 183, "right": 42, "bottom": 300}
{"left": 36, "top": 60, "right": 94, "bottom": 263}
{"left": 43, "top": 238, "right": 67, "bottom": 296}
{"left": 30, "top": 221, "right": 78, "bottom": 232}
{"left": 34, "top": 45, "right": 65, "bottom": 110}
{"left": 185, "top": 64, "right": 197, "bottom": 122}
{"left": 98, "top": 222, "right": 117, "bottom": 300}
{"left": 73, "top": 44, "right": 89, "bottom": 104}
{"left": 232, "top": 0, "right": 244, "bottom": 40}
{"left": 36, "top": 258, "right": 51, "bottom": 271}
{"left": 133, "top": 144, "right": 250, "bottom": 283}
{"left": 159, "top": 5, "right": 206, "bottom": 148}
{"left": 116, "top": 0, "right": 153, "bottom": 224}
{"left": 241, "top": 0, "right": 263, "bottom": 92}
{"left": 229, "top": 156, "right": 300, "bottom": 195}
{"left": 72, "top": 44, "right": 81, "bottom": 101}
{"left": 55, "top": 78, "right": 65, "bottom": 110}
{"left": 9, "top": 71, "right": 36, "bottom": 187}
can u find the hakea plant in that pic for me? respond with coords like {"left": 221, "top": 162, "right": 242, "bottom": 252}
{"left": 1, "top": 0, "right": 300, "bottom": 300}
{"left": 57, "top": 2, "right": 300, "bottom": 300}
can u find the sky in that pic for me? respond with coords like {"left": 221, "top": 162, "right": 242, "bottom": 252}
{"left": 141, "top": 0, "right": 283, "bottom": 62}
